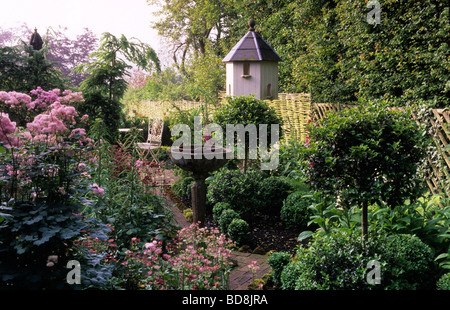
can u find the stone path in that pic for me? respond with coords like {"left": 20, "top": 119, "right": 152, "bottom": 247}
{"left": 155, "top": 169, "right": 271, "bottom": 290}
{"left": 228, "top": 251, "right": 271, "bottom": 290}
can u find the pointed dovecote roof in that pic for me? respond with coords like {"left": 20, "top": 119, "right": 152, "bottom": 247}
{"left": 222, "top": 19, "right": 283, "bottom": 63}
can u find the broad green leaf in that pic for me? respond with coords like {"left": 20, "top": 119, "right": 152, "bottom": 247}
{"left": 298, "top": 230, "right": 314, "bottom": 242}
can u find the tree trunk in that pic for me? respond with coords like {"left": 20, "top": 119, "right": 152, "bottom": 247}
{"left": 243, "top": 145, "right": 249, "bottom": 174}
{"left": 361, "top": 201, "right": 368, "bottom": 239}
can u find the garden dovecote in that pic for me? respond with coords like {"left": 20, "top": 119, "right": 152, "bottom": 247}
{"left": 222, "top": 19, "right": 282, "bottom": 100}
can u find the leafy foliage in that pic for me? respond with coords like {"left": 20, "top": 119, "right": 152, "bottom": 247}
{"left": 267, "top": 251, "right": 292, "bottom": 287}
{"left": 335, "top": 0, "right": 450, "bottom": 107}
{"left": 148, "top": 0, "right": 237, "bottom": 73}
{"left": 437, "top": 273, "right": 450, "bottom": 290}
{"left": 227, "top": 218, "right": 250, "bottom": 246}
{"left": 171, "top": 176, "right": 194, "bottom": 203}
{"left": 233, "top": 0, "right": 449, "bottom": 106}
{"left": 271, "top": 138, "right": 308, "bottom": 183}
{"left": 75, "top": 33, "right": 160, "bottom": 142}
{"left": 212, "top": 202, "right": 232, "bottom": 221}
{"left": 123, "top": 67, "right": 189, "bottom": 102}
{"left": 258, "top": 176, "right": 293, "bottom": 215}
{"left": 0, "top": 44, "right": 67, "bottom": 92}
{"left": 213, "top": 95, "right": 282, "bottom": 172}
{"left": 207, "top": 168, "right": 263, "bottom": 219}
{"left": 0, "top": 199, "right": 110, "bottom": 289}
{"left": 218, "top": 208, "right": 240, "bottom": 234}
{"left": 280, "top": 191, "right": 313, "bottom": 230}
{"left": 213, "top": 95, "right": 282, "bottom": 138}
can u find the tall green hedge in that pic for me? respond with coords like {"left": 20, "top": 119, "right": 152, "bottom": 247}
{"left": 248, "top": 0, "right": 449, "bottom": 107}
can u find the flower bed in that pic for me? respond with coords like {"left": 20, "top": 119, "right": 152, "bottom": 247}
{"left": 117, "top": 223, "right": 235, "bottom": 289}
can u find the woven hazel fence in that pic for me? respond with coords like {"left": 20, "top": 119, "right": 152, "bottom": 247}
{"left": 220, "top": 91, "right": 312, "bottom": 142}
{"left": 126, "top": 100, "right": 211, "bottom": 120}
{"left": 265, "top": 93, "right": 311, "bottom": 142}
{"left": 313, "top": 103, "right": 450, "bottom": 198}
{"left": 127, "top": 92, "right": 312, "bottom": 142}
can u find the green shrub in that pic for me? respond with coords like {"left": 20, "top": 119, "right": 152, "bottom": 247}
{"left": 368, "top": 196, "right": 446, "bottom": 251}
{"left": 218, "top": 209, "right": 240, "bottom": 234}
{"left": 183, "top": 208, "right": 193, "bottom": 223}
{"left": 273, "top": 139, "right": 308, "bottom": 182}
{"left": 267, "top": 251, "right": 292, "bottom": 287}
{"left": 207, "top": 168, "right": 263, "bottom": 219}
{"left": 280, "top": 229, "right": 436, "bottom": 290}
{"left": 213, "top": 96, "right": 282, "bottom": 137}
{"left": 213, "top": 95, "right": 282, "bottom": 172}
{"left": 212, "top": 202, "right": 233, "bottom": 221}
{"left": 381, "top": 233, "right": 436, "bottom": 290}
{"left": 168, "top": 105, "right": 204, "bottom": 143}
{"left": 305, "top": 103, "right": 428, "bottom": 208}
{"left": 280, "top": 191, "right": 312, "bottom": 229}
{"left": 280, "top": 260, "right": 305, "bottom": 290}
{"left": 259, "top": 176, "right": 293, "bottom": 214}
{"left": 292, "top": 229, "right": 375, "bottom": 290}
{"left": 437, "top": 273, "right": 450, "bottom": 290}
{"left": 227, "top": 218, "right": 250, "bottom": 246}
{"left": 304, "top": 103, "right": 429, "bottom": 235}
{"left": 171, "top": 176, "right": 195, "bottom": 201}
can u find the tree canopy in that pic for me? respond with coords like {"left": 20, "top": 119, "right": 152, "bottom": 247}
{"left": 74, "top": 32, "right": 161, "bottom": 141}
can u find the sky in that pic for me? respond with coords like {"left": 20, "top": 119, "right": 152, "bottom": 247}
{"left": 0, "top": 0, "right": 163, "bottom": 55}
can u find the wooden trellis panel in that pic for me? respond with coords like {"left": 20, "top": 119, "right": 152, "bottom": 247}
{"left": 425, "top": 109, "right": 450, "bottom": 196}
{"left": 312, "top": 103, "right": 357, "bottom": 119}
